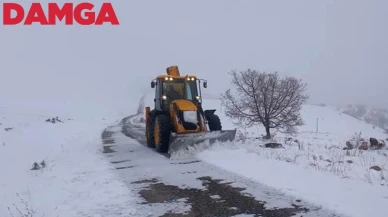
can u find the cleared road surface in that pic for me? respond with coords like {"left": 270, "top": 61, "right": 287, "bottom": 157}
{"left": 101, "top": 114, "right": 341, "bottom": 217}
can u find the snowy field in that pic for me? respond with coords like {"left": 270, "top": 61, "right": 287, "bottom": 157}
{"left": 0, "top": 105, "right": 138, "bottom": 217}
{"left": 1, "top": 91, "right": 387, "bottom": 217}
{"left": 138, "top": 92, "right": 388, "bottom": 217}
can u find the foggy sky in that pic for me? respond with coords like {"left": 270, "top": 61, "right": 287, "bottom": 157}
{"left": 1, "top": 0, "right": 387, "bottom": 113}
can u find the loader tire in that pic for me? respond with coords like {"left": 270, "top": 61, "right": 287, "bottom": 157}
{"left": 154, "top": 114, "right": 171, "bottom": 153}
{"left": 146, "top": 117, "right": 155, "bottom": 148}
{"left": 207, "top": 113, "right": 222, "bottom": 131}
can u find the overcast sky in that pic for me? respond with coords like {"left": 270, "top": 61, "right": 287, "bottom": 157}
{"left": 0, "top": 0, "right": 387, "bottom": 113}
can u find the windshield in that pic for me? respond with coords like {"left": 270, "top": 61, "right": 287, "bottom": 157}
{"left": 162, "top": 78, "right": 198, "bottom": 101}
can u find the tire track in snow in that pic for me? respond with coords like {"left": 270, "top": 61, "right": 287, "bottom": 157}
{"left": 100, "top": 114, "right": 341, "bottom": 217}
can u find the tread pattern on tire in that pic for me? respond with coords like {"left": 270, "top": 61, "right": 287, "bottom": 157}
{"left": 146, "top": 117, "right": 155, "bottom": 148}
{"left": 155, "top": 114, "right": 172, "bottom": 153}
{"left": 207, "top": 113, "right": 222, "bottom": 131}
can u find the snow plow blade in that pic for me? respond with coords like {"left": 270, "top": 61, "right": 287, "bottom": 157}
{"left": 168, "top": 129, "right": 237, "bottom": 157}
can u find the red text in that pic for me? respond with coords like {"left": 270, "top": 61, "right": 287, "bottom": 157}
{"left": 3, "top": 2, "right": 120, "bottom": 25}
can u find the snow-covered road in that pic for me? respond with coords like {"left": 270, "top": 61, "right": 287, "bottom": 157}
{"left": 101, "top": 114, "right": 341, "bottom": 217}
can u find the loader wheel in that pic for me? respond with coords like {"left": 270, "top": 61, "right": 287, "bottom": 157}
{"left": 154, "top": 114, "right": 171, "bottom": 153}
{"left": 146, "top": 117, "right": 155, "bottom": 148}
{"left": 207, "top": 113, "right": 222, "bottom": 131}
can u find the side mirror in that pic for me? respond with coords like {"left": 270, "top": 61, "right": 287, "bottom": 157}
{"left": 203, "top": 81, "right": 207, "bottom": 88}
{"left": 151, "top": 81, "right": 156, "bottom": 88}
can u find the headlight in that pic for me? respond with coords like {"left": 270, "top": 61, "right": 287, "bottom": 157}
{"left": 162, "top": 95, "right": 167, "bottom": 100}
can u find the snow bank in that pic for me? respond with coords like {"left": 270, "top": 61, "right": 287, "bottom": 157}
{"left": 0, "top": 108, "right": 137, "bottom": 217}
{"left": 198, "top": 148, "right": 388, "bottom": 217}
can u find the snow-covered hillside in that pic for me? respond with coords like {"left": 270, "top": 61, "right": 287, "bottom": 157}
{"left": 137, "top": 93, "right": 388, "bottom": 217}
{"left": 139, "top": 92, "right": 387, "bottom": 143}
{"left": 0, "top": 108, "right": 137, "bottom": 217}
{"left": 341, "top": 104, "right": 388, "bottom": 132}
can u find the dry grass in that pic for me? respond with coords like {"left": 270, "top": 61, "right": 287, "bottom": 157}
{"left": 248, "top": 136, "right": 388, "bottom": 186}
{"left": 7, "top": 193, "right": 41, "bottom": 217}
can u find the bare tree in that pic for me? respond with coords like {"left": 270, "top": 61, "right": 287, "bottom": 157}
{"left": 220, "top": 69, "right": 309, "bottom": 139}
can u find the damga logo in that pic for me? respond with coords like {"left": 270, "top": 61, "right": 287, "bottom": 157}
{"left": 2, "top": 2, "right": 119, "bottom": 25}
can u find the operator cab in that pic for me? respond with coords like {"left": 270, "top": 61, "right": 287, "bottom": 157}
{"left": 150, "top": 66, "right": 207, "bottom": 112}
{"left": 163, "top": 78, "right": 196, "bottom": 100}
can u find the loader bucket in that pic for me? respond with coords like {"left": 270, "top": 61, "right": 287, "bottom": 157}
{"left": 168, "top": 129, "right": 237, "bottom": 157}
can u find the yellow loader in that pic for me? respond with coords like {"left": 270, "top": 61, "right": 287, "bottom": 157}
{"left": 145, "top": 66, "right": 236, "bottom": 157}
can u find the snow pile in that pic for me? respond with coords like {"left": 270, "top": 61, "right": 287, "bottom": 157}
{"left": 169, "top": 140, "right": 238, "bottom": 160}
{"left": 0, "top": 107, "right": 137, "bottom": 217}
{"left": 183, "top": 111, "right": 198, "bottom": 124}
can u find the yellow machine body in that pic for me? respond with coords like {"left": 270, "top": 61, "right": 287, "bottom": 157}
{"left": 168, "top": 99, "right": 208, "bottom": 134}
{"left": 145, "top": 66, "right": 236, "bottom": 157}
